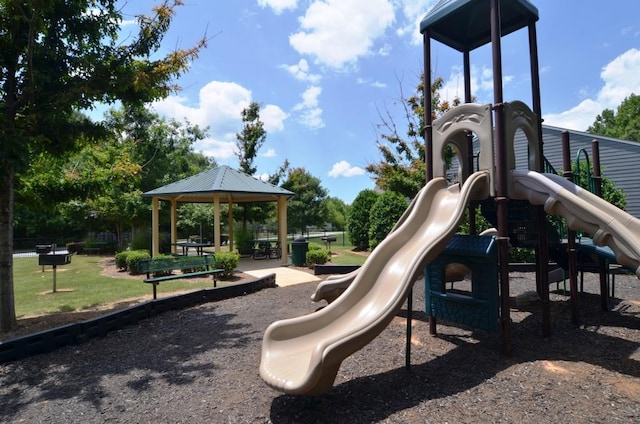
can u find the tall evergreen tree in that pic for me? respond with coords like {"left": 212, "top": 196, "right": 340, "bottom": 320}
{"left": 235, "top": 102, "right": 267, "bottom": 176}
{"left": 281, "top": 168, "right": 329, "bottom": 235}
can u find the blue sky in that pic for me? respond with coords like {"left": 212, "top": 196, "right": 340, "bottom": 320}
{"left": 112, "top": 1, "right": 640, "bottom": 204}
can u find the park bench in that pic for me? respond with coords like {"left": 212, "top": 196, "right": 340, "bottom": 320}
{"left": 137, "top": 255, "right": 224, "bottom": 299}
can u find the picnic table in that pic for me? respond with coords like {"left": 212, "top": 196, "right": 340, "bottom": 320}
{"left": 172, "top": 241, "right": 214, "bottom": 256}
{"left": 251, "top": 240, "right": 282, "bottom": 260}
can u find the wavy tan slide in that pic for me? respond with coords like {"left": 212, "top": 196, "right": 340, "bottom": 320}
{"left": 511, "top": 170, "right": 640, "bottom": 277}
{"left": 260, "top": 171, "right": 491, "bottom": 395}
{"left": 310, "top": 188, "right": 424, "bottom": 303}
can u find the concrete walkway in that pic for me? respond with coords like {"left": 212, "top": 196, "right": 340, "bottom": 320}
{"left": 237, "top": 257, "right": 321, "bottom": 287}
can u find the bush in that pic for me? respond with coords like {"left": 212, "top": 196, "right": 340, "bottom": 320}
{"left": 125, "top": 250, "right": 151, "bottom": 275}
{"left": 234, "top": 226, "right": 254, "bottom": 256}
{"left": 368, "top": 191, "right": 408, "bottom": 250}
{"left": 114, "top": 250, "right": 151, "bottom": 272}
{"left": 214, "top": 252, "right": 240, "bottom": 279}
{"left": 114, "top": 251, "right": 130, "bottom": 271}
{"left": 306, "top": 248, "right": 330, "bottom": 267}
{"left": 307, "top": 242, "right": 323, "bottom": 251}
{"left": 347, "top": 189, "right": 380, "bottom": 250}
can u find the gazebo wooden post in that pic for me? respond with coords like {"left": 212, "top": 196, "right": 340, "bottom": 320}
{"left": 278, "top": 196, "right": 288, "bottom": 265}
{"left": 213, "top": 193, "right": 221, "bottom": 253}
{"left": 151, "top": 197, "right": 160, "bottom": 256}
{"left": 170, "top": 199, "right": 178, "bottom": 255}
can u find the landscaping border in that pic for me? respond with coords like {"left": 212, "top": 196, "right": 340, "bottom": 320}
{"left": 0, "top": 274, "right": 276, "bottom": 364}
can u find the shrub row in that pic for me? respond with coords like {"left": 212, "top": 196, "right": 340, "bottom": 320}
{"left": 114, "top": 250, "right": 151, "bottom": 274}
{"left": 114, "top": 250, "right": 240, "bottom": 278}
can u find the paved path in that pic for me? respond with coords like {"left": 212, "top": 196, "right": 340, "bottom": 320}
{"left": 237, "top": 257, "right": 321, "bottom": 287}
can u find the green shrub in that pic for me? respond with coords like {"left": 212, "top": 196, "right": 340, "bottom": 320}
{"left": 306, "top": 248, "right": 330, "bottom": 267}
{"left": 368, "top": 190, "right": 408, "bottom": 250}
{"left": 214, "top": 252, "right": 240, "bottom": 279}
{"left": 234, "top": 226, "right": 254, "bottom": 256}
{"left": 307, "top": 242, "right": 323, "bottom": 251}
{"left": 114, "top": 251, "right": 130, "bottom": 270}
{"left": 347, "top": 189, "right": 380, "bottom": 250}
{"left": 125, "top": 250, "right": 151, "bottom": 275}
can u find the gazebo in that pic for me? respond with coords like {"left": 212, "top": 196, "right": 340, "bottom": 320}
{"left": 141, "top": 165, "right": 294, "bottom": 265}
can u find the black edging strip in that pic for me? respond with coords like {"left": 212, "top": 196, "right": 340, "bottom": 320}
{"left": 0, "top": 274, "right": 277, "bottom": 364}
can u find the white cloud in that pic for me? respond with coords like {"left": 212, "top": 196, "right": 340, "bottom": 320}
{"left": 262, "top": 148, "right": 277, "bottom": 158}
{"left": 393, "top": 0, "right": 439, "bottom": 45}
{"left": 328, "top": 160, "right": 365, "bottom": 177}
{"left": 196, "top": 138, "right": 237, "bottom": 161}
{"left": 281, "top": 59, "right": 322, "bottom": 83}
{"left": 289, "top": 0, "right": 395, "bottom": 69}
{"left": 152, "top": 81, "right": 252, "bottom": 131}
{"left": 151, "top": 80, "right": 288, "bottom": 163}
{"left": 257, "top": 0, "right": 298, "bottom": 14}
{"left": 439, "top": 65, "right": 514, "bottom": 105}
{"left": 262, "top": 104, "right": 289, "bottom": 132}
{"left": 293, "top": 85, "right": 325, "bottom": 129}
{"left": 544, "top": 48, "right": 640, "bottom": 131}
{"left": 357, "top": 77, "right": 387, "bottom": 88}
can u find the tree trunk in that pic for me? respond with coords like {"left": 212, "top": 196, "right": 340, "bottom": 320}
{"left": 0, "top": 167, "right": 17, "bottom": 332}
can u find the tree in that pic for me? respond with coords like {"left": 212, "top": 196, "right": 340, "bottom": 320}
{"left": 281, "top": 168, "right": 328, "bottom": 234}
{"left": 368, "top": 191, "right": 408, "bottom": 250}
{"left": 178, "top": 203, "right": 214, "bottom": 240}
{"left": 234, "top": 102, "right": 272, "bottom": 227}
{"left": 0, "top": 1, "right": 207, "bottom": 332}
{"left": 588, "top": 93, "right": 640, "bottom": 142}
{"left": 236, "top": 102, "right": 267, "bottom": 176}
{"left": 347, "top": 189, "right": 380, "bottom": 250}
{"left": 325, "top": 197, "right": 349, "bottom": 231}
{"left": 15, "top": 105, "right": 213, "bottom": 250}
{"left": 366, "top": 75, "right": 461, "bottom": 198}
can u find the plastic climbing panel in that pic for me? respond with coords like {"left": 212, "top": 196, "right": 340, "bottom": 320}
{"left": 425, "top": 234, "right": 499, "bottom": 332}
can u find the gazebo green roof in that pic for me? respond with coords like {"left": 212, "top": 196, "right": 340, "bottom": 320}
{"left": 420, "top": 0, "right": 538, "bottom": 52}
{"left": 141, "top": 165, "right": 294, "bottom": 203}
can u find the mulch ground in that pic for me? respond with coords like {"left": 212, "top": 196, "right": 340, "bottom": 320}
{"left": 0, "top": 269, "right": 639, "bottom": 423}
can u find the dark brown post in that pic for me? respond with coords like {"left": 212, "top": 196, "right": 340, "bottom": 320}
{"left": 464, "top": 50, "right": 476, "bottom": 234}
{"left": 422, "top": 30, "right": 435, "bottom": 349}
{"left": 490, "top": 0, "right": 511, "bottom": 354}
{"left": 528, "top": 20, "right": 550, "bottom": 337}
{"left": 591, "top": 140, "right": 609, "bottom": 311}
{"left": 562, "top": 131, "right": 580, "bottom": 325}
{"left": 424, "top": 30, "right": 434, "bottom": 183}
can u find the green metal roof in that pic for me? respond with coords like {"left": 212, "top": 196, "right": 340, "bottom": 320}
{"left": 141, "top": 165, "right": 294, "bottom": 203}
{"left": 420, "top": 0, "right": 538, "bottom": 52}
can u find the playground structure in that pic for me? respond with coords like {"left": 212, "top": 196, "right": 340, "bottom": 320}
{"left": 260, "top": 0, "right": 640, "bottom": 395}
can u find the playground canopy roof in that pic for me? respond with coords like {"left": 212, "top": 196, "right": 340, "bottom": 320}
{"left": 420, "top": 0, "right": 539, "bottom": 52}
{"left": 141, "top": 165, "right": 294, "bottom": 204}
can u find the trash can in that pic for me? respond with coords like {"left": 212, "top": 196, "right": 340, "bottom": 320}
{"left": 291, "top": 236, "right": 309, "bottom": 266}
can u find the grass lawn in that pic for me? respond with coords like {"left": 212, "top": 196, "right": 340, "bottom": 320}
{"left": 13, "top": 255, "right": 223, "bottom": 318}
{"left": 12, "top": 234, "right": 368, "bottom": 319}
{"left": 306, "top": 233, "right": 368, "bottom": 266}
